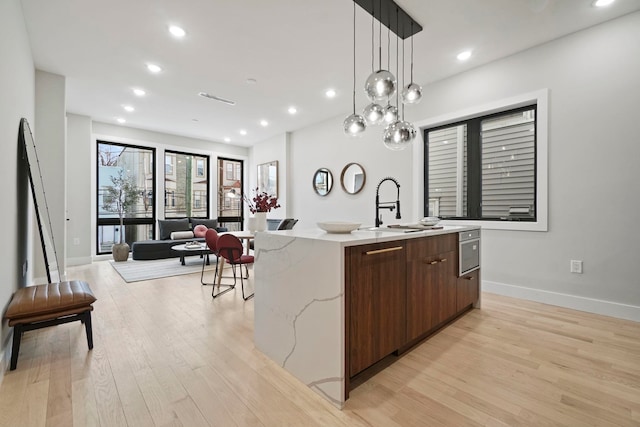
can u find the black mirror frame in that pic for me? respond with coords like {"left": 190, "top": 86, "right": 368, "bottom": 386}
{"left": 19, "top": 118, "right": 61, "bottom": 283}
{"left": 312, "top": 168, "right": 333, "bottom": 196}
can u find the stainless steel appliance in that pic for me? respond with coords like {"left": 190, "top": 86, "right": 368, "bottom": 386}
{"left": 459, "top": 229, "right": 480, "bottom": 276}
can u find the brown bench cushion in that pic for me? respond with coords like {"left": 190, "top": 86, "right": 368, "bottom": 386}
{"left": 5, "top": 281, "right": 96, "bottom": 326}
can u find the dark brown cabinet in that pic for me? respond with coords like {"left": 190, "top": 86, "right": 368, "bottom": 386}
{"left": 346, "top": 231, "right": 479, "bottom": 382}
{"left": 346, "top": 241, "right": 406, "bottom": 377}
{"left": 457, "top": 269, "right": 479, "bottom": 312}
{"left": 406, "top": 235, "right": 458, "bottom": 342}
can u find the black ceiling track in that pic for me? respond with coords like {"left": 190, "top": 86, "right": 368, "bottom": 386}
{"left": 353, "top": 0, "right": 422, "bottom": 39}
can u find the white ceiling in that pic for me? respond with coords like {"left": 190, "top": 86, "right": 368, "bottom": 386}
{"left": 20, "top": 0, "right": 640, "bottom": 146}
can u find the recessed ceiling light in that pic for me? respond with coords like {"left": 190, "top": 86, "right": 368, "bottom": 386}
{"left": 132, "top": 88, "right": 146, "bottom": 96}
{"left": 169, "top": 25, "right": 186, "bottom": 38}
{"left": 288, "top": 106, "right": 298, "bottom": 115}
{"left": 260, "top": 120, "right": 269, "bottom": 127}
{"left": 593, "top": 0, "right": 615, "bottom": 6}
{"left": 325, "top": 89, "right": 337, "bottom": 98}
{"left": 224, "top": 137, "right": 231, "bottom": 143}
{"left": 123, "top": 105, "right": 135, "bottom": 112}
{"left": 457, "top": 50, "right": 472, "bottom": 61}
{"left": 239, "top": 129, "right": 247, "bottom": 136}
{"left": 116, "top": 117, "right": 126, "bottom": 124}
{"left": 146, "top": 63, "right": 162, "bottom": 73}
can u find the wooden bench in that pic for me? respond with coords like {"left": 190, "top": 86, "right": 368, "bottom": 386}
{"left": 4, "top": 281, "right": 96, "bottom": 370}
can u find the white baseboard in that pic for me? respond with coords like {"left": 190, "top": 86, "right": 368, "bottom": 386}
{"left": 483, "top": 280, "right": 640, "bottom": 323}
{"left": 67, "top": 256, "right": 92, "bottom": 266}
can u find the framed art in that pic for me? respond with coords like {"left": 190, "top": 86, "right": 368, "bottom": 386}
{"left": 257, "top": 160, "right": 278, "bottom": 196}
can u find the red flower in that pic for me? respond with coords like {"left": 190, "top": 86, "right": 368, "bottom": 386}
{"left": 244, "top": 187, "right": 280, "bottom": 213}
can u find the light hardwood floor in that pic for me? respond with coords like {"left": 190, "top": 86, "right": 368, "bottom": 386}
{"left": 1, "top": 260, "right": 639, "bottom": 426}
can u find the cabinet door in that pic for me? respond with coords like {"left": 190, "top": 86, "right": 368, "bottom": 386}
{"left": 457, "top": 269, "right": 479, "bottom": 312}
{"left": 347, "top": 242, "right": 406, "bottom": 377}
{"left": 406, "top": 235, "right": 457, "bottom": 341}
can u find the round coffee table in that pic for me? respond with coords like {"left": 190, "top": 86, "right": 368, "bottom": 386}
{"left": 171, "top": 242, "right": 211, "bottom": 265}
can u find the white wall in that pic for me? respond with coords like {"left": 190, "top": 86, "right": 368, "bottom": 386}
{"left": 0, "top": 0, "right": 35, "bottom": 378}
{"left": 287, "top": 12, "right": 640, "bottom": 320}
{"left": 289, "top": 115, "right": 414, "bottom": 229}
{"left": 250, "top": 133, "right": 290, "bottom": 220}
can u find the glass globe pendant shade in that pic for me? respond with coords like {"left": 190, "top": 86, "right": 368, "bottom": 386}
{"left": 343, "top": 113, "right": 367, "bottom": 137}
{"left": 383, "top": 104, "right": 398, "bottom": 124}
{"left": 365, "top": 69, "right": 397, "bottom": 101}
{"left": 402, "top": 82, "right": 423, "bottom": 104}
{"left": 363, "top": 102, "right": 384, "bottom": 125}
{"left": 382, "top": 120, "right": 416, "bottom": 151}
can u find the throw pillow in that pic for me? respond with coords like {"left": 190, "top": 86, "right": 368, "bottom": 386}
{"left": 170, "top": 230, "right": 194, "bottom": 240}
{"left": 193, "top": 224, "right": 208, "bottom": 238}
{"left": 190, "top": 218, "right": 218, "bottom": 230}
{"left": 158, "top": 218, "right": 190, "bottom": 240}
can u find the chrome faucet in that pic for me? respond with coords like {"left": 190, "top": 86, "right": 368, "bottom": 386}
{"left": 375, "top": 177, "right": 401, "bottom": 227}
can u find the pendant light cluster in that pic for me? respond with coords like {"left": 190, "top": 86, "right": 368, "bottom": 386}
{"left": 343, "top": 1, "right": 367, "bottom": 136}
{"left": 343, "top": 0, "right": 423, "bottom": 151}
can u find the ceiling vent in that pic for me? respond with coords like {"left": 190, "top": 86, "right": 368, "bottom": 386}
{"left": 198, "top": 92, "right": 236, "bottom": 106}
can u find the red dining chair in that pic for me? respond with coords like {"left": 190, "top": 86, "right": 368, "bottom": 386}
{"left": 217, "top": 234, "right": 254, "bottom": 300}
{"left": 201, "top": 229, "right": 234, "bottom": 298}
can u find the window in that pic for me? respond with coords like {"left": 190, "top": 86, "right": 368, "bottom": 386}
{"left": 196, "top": 159, "right": 205, "bottom": 177}
{"left": 218, "top": 157, "right": 243, "bottom": 231}
{"left": 193, "top": 190, "right": 206, "bottom": 209}
{"left": 165, "top": 154, "right": 175, "bottom": 175}
{"left": 164, "top": 150, "right": 209, "bottom": 218}
{"left": 165, "top": 190, "right": 175, "bottom": 207}
{"left": 96, "top": 141, "right": 155, "bottom": 254}
{"left": 425, "top": 105, "right": 537, "bottom": 222}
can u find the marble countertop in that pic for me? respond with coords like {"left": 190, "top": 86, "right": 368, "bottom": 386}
{"left": 259, "top": 224, "right": 480, "bottom": 248}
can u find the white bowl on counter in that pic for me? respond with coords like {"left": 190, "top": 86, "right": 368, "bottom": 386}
{"left": 419, "top": 217, "right": 441, "bottom": 226}
{"left": 317, "top": 221, "right": 361, "bottom": 234}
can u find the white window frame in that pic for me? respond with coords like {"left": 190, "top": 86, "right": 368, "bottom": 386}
{"left": 412, "top": 89, "right": 548, "bottom": 232}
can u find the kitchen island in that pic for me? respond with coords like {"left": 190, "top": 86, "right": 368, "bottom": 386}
{"left": 253, "top": 225, "right": 480, "bottom": 408}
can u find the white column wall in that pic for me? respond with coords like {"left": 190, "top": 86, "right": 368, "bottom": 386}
{"left": 249, "top": 133, "right": 289, "bottom": 221}
{"left": 34, "top": 70, "right": 66, "bottom": 280}
{"left": 66, "top": 113, "right": 92, "bottom": 265}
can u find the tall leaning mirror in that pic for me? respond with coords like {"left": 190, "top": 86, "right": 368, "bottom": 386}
{"left": 313, "top": 168, "right": 333, "bottom": 196}
{"left": 19, "top": 118, "right": 61, "bottom": 283}
{"left": 340, "top": 163, "right": 366, "bottom": 195}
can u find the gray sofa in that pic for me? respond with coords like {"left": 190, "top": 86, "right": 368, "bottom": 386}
{"left": 131, "top": 218, "right": 227, "bottom": 261}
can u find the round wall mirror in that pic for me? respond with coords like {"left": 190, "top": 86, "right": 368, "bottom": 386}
{"left": 313, "top": 168, "right": 333, "bottom": 196}
{"left": 340, "top": 163, "right": 366, "bottom": 195}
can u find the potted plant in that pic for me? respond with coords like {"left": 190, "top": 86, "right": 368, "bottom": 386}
{"left": 244, "top": 187, "right": 280, "bottom": 231}
{"left": 102, "top": 170, "right": 140, "bottom": 261}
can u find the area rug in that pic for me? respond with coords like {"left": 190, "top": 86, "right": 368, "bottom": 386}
{"left": 110, "top": 256, "right": 218, "bottom": 283}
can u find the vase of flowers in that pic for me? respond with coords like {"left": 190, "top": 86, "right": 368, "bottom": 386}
{"left": 244, "top": 187, "right": 280, "bottom": 232}
{"left": 254, "top": 212, "right": 268, "bottom": 232}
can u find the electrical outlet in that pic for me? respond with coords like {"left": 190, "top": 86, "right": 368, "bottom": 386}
{"left": 73, "top": 237, "right": 80, "bottom": 245}
{"left": 570, "top": 260, "right": 583, "bottom": 274}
